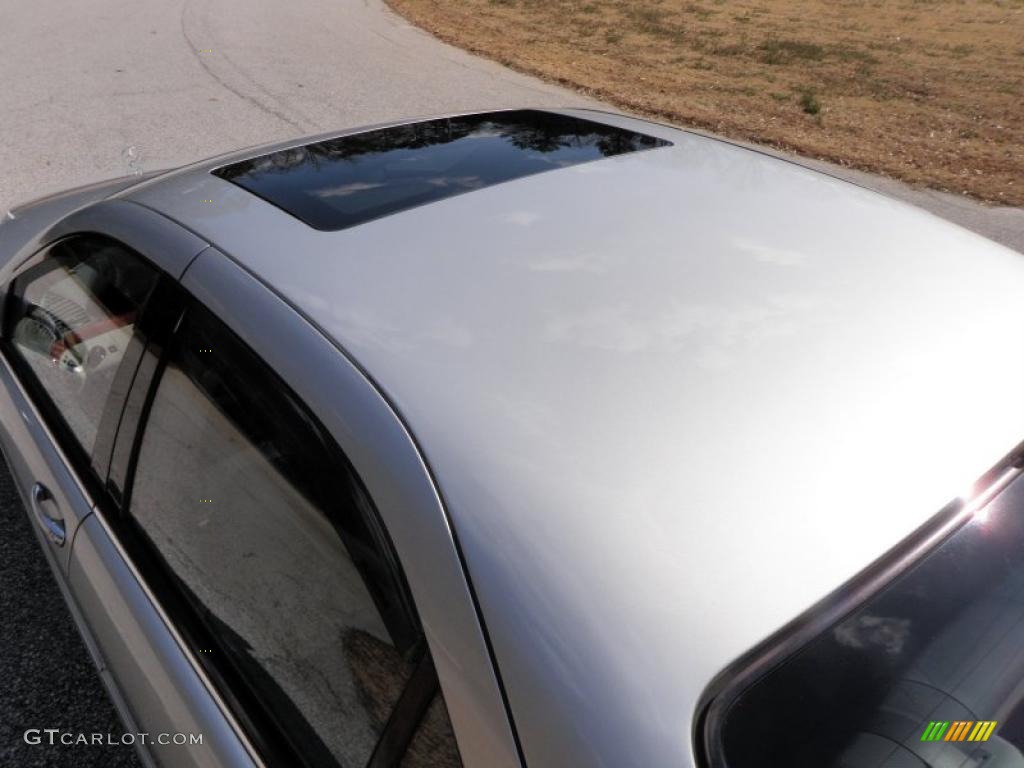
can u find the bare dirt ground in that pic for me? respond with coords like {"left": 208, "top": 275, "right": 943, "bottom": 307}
{"left": 386, "top": 0, "right": 1024, "bottom": 206}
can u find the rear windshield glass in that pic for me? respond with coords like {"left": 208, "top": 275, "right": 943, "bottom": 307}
{"left": 212, "top": 110, "right": 671, "bottom": 231}
{"left": 710, "top": 472, "right": 1024, "bottom": 767}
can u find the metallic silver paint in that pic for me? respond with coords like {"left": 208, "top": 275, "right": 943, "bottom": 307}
{"left": 126, "top": 110, "right": 1024, "bottom": 766}
{"left": 698, "top": 449, "right": 1024, "bottom": 766}
{"left": 45, "top": 200, "right": 209, "bottom": 279}
{"left": 0, "top": 173, "right": 167, "bottom": 282}
{"left": 179, "top": 249, "right": 521, "bottom": 768}
{"left": 0, "top": 201, "right": 254, "bottom": 766}
{"left": 6, "top": 109, "right": 1024, "bottom": 767}
{"left": 70, "top": 514, "right": 260, "bottom": 768}
{"left": 0, "top": 352, "right": 93, "bottom": 574}
{"left": 2, "top": 160, "right": 520, "bottom": 766}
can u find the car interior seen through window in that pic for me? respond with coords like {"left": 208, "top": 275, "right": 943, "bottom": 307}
{"left": 7, "top": 234, "right": 160, "bottom": 460}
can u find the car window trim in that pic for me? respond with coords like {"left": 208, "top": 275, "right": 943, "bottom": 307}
{"left": 181, "top": 246, "right": 523, "bottom": 768}
{"left": 0, "top": 232, "right": 269, "bottom": 765}
{"left": 111, "top": 291, "right": 450, "bottom": 768}
{"left": 368, "top": 649, "right": 442, "bottom": 768}
{"left": 102, "top": 276, "right": 186, "bottom": 508}
{"left": 111, "top": 289, "right": 333, "bottom": 768}
{"left": 0, "top": 234, "right": 172, "bottom": 502}
{"left": 78, "top": 463, "right": 268, "bottom": 768}
{"left": 694, "top": 441, "right": 1024, "bottom": 767}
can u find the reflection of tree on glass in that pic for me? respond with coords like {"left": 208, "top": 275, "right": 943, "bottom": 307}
{"left": 214, "top": 110, "right": 671, "bottom": 231}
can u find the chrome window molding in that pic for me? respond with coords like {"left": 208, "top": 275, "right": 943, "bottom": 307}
{"left": 693, "top": 439, "right": 1024, "bottom": 768}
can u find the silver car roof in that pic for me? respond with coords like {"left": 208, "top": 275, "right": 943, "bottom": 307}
{"left": 123, "top": 109, "right": 1024, "bottom": 767}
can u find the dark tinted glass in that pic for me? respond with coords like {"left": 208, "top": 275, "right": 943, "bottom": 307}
{"left": 714, "top": 474, "right": 1024, "bottom": 768}
{"left": 400, "top": 694, "right": 463, "bottom": 768}
{"left": 129, "top": 302, "right": 421, "bottom": 767}
{"left": 8, "top": 235, "right": 159, "bottom": 456}
{"left": 213, "top": 110, "right": 671, "bottom": 231}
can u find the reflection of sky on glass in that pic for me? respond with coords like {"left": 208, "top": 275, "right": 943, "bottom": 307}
{"left": 214, "top": 110, "right": 670, "bottom": 231}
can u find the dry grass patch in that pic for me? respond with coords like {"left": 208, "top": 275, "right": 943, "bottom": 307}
{"left": 387, "top": 0, "right": 1024, "bottom": 205}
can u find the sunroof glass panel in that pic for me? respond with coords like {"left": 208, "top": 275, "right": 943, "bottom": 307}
{"left": 212, "top": 110, "right": 672, "bottom": 231}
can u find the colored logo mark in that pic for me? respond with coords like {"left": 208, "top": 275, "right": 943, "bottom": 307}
{"left": 920, "top": 720, "right": 997, "bottom": 743}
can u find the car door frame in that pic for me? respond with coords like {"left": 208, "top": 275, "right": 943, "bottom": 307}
{"left": 0, "top": 195, "right": 521, "bottom": 767}
{"left": 161, "top": 246, "right": 523, "bottom": 768}
{"left": 0, "top": 200, "right": 260, "bottom": 768}
{"left": 0, "top": 199, "right": 208, "bottom": 573}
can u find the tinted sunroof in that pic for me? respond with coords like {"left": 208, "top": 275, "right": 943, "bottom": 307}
{"left": 212, "top": 110, "right": 671, "bottom": 231}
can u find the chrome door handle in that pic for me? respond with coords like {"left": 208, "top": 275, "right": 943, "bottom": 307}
{"left": 30, "top": 482, "right": 65, "bottom": 547}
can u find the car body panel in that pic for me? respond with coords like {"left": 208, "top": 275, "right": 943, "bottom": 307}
{"left": 179, "top": 249, "right": 520, "bottom": 768}
{"left": 0, "top": 200, "right": 256, "bottom": 767}
{"left": 45, "top": 200, "right": 209, "bottom": 279}
{"left": 0, "top": 172, "right": 166, "bottom": 278}
{"left": 0, "top": 199, "right": 211, "bottom": 571}
{"left": 70, "top": 513, "right": 259, "bottom": 768}
{"left": 0, "top": 198, "right": 208, "bottom": 290}
{"left": 1, "top": 167, "right": 520, "bottom": 765}
{"left": 123, "top": 109, "right": 1024, "bottom": 766}
{"left": 0, "top": 353, "right": 93, "bottom": 573}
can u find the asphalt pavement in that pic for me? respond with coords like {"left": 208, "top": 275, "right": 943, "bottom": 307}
{"left": 1, "top": 0, "right": 1022, "bottom": 765}
{"left": 0, "top": 464, "right": 140, "bottom": 767}
{"left": 2, "top": 0, "right": 1022, "bottom": 252}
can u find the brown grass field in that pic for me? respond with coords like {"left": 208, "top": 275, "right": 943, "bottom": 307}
{"left": 386, "top": 0, "right": 1024, "bottom": 205}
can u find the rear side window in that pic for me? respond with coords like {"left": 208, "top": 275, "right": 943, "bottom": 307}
{"left": 403, "top": 695, "right": 464, "bottom": 767}
{"left": 6, "top": 235, "right": 159, "bottom": 459}
{"left": 125, "top": 301, "right": 461, "bottom": 767}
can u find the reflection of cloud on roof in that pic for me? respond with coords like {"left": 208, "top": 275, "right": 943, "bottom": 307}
{"left": 500, "top": 211, "right": 542, "bottom": 227}
{"left": 733, "top": 236, "right": 808, "bottom": 266}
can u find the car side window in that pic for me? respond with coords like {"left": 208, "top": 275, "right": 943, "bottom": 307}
{"left": 6, "top": 234, "right": 160, "bottom": 461}
{"left": 401, "top": 694, "right": 464, "bottom": 767}
{"left": 125, "top": 300, "right": 462, "bottom": 767}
